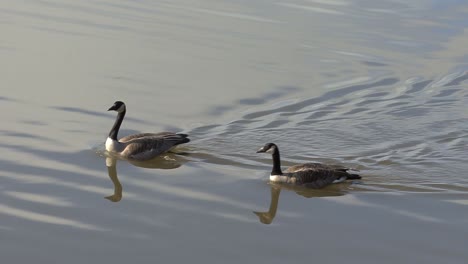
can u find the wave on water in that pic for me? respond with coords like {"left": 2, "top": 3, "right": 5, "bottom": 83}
{"left": 188, "top": 72, "right": 468, "bottom": 192}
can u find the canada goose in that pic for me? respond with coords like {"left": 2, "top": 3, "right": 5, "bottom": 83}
{"left": 105, "top": 101, "right": 190, "bottom": 160}
{"left": 256, "top": 143, "right": 361, "bottom": 188}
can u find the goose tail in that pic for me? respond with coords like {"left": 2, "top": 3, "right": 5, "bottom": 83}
{"left": 175, "top": 133, "right": 190, "bottom": 144}
{"left": 347, "top": 173, "right": 361, "bottom": 180}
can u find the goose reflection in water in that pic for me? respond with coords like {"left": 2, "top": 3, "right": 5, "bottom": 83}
{"left": 105, "top": 157, "right": 122, "bottom": 202}
{"left": 104, "top": 152, "right": 188, "bottom": 202}
{"left": 253, "top": 182, "right": 350, "bottom": 224}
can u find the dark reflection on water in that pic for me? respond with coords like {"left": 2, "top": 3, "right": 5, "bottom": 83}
{"left": 0, "top": 153, "right": 109, "bottom": 231}
{"left": 51, "top": 106, "right": 149, "bottom": 124}
{"left": 103, "top": 153, "right": 188, "bottom": 202}
{"left": 0, "top": 7, "right": 129, "bottom": 32}
{"left": 52, "top": 104, "right": 185, "bottom": 137}
{"left": 254, "top": 183, "right": 349, "bottom": 224}
{"left": 0, "top": 147, "right": 98, "bottom": 181}
{"left": 0, "top": 130, "right": 60, "bottom": 144}
{"left": 242, "top": 77, "right": 399, "bottom": 119}
{"left": 127, "top": 153, "right": 187, "bottom": 170}
{"left": 206, "top": 86, "right": 301, "bottom": 116}
{"left": 0, "top": 96, "right": 14, "bottom": 101}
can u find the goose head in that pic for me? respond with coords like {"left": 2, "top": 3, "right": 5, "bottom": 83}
{"left": 108, "top": 101, "right": 126, "bottom": 113}
{"left": 256, "top": 143, "right": 278, "bottom": 154}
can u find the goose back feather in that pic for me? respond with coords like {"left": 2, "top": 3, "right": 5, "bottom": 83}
{"left": 285, "top": 163, "right": 349, "bottom": 173}
{"left": 120, "top": 133, "right": 189, "bottom": 160}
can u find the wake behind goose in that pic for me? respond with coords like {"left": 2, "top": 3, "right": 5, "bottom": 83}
{"left": 105, "top": 101, "right": 190, "bottom": 161}
{"left": 256, "top": 143, "right": 361, "bottom": 188}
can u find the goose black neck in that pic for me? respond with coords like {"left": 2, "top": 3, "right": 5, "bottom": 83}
{"left": 109, "top": 111, "right": 125, "bottom": 140}
{"left": 271, "top": 147, "right": 283, "bottom": 175}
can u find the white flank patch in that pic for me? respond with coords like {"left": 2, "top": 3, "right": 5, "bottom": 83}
{"left": 270, "top": 175, "right": 289, "bottom": 183}
{"left": 105, "top": 137, "right": 117, "bottom": 152}
{"left": 332, "top": 176, "right": 347, "bottom": 184}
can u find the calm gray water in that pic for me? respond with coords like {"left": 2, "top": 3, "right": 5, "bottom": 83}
{"left": 1, "top": 0, "right": 468, "bottom": 263}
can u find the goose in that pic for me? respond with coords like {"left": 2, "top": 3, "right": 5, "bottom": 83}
{"left": 105, "top": 101, "right": 190, "bottom": 160}
{"left": 256, "top": 143, "right": 361, "bottom": 188}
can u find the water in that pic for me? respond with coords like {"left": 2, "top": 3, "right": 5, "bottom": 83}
{"left": 1, "top": 0, "right": 468, "bottom": 263}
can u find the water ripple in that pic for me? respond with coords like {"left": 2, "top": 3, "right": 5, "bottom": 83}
{"left": 189, "top": 71, "right": 468, "bottom": 192}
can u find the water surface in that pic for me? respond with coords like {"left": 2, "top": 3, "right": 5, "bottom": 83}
{"left": 1, "top": 0, "right": 468, "bottom": 263}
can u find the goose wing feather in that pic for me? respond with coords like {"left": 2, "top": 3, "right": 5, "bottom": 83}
{"left": 121, "top": 133, "right": 189, "bottom": 160}
{"left": 289, "top": 168, "right": 347, "bottom": 188}
{"left": 285, "top": 163, "right": 349, "bottom": 173}
{"left": 120, "top": 132, "right": 180, "bottom": 143}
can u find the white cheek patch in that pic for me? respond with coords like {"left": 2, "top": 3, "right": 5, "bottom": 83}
{"left": 266, "top": 147, "right": 275, "bottom": 154}
{"left": 117, "top": 105, "right": 126, "bottom": 112}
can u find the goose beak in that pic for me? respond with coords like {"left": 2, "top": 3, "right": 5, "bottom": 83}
{"left": 256, "top": 147, "right": 266, "bottom": 153}
{"left": 108, "top": 105, "right": 117, "bottom": 111}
